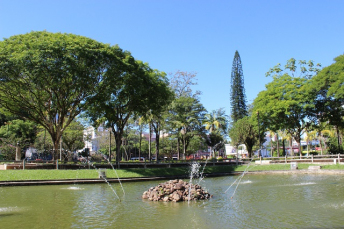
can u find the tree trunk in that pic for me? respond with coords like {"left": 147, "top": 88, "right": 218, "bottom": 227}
{"left": 295, "top": 134, "right": 302, "bottom": 159}
{"left": 15, "top": 143, "right": 21, "bottom": 161}
{"left": 306, "top": 140, "right": 309, "bottom": 157}
{"left": 148, "top": 123, "right": 152, "bottom": 161}
{"left": 276, "top": 134, "right": 280, "bottom": 157}
{"left": 139, "top": 128, "right": 142, "bottom": 160}
{"left": 53, "top": 141, "right": 59, "bottom": 161}
{"left": 183, "top": 137, "right": 186, "bottom": 160}
{"left": 319, "top": 132, "right": 324, "bottom": 155}
{"left": 155, "top": 132, "right": 160, "bottom": 163}
{"left": 109, "top": 130, "right": 111, "bottom": 161}
{"left": 336, "top": 126, "right": 341, "bottom": 151}
{"left": 282, "top": 139, "right": 286, "bottom": 156}
{"left": 289, "top": 139, "right": 293, "bottom": 156}
{"left": 177, "top": 138, "right": 180, "bottom": 160}
{"left": 152, "top": 122, "right": 160, "bottom": 163}
{"left": 114, "top": 132, "right": 122, "bottom": 169}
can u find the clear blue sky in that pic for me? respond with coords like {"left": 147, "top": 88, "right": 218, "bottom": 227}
{"left": 1, "top": 0, "right": 343, "bottom": 116}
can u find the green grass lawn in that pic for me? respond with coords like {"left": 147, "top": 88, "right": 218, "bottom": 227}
{"left": 1, "top": 163, "right": 344, "bottom": 181}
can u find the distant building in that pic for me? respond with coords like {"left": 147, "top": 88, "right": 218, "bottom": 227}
{"left": 82, "top": 126, "right": 162, "bottom": 155}
{"left": 83, "top": 125, "right": 109, "bottom": 155}
{"left": 225, "top": 144, "right": 248, "bottom": 158}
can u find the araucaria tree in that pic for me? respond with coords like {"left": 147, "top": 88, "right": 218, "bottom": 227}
{"left": 230, "top": 51, "right": 247, "bottom": 122}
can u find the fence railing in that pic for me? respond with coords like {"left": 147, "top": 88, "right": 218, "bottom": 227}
{"left": 1, "top": 154, "right": 343, "bottom": 170}
{"left": 253, "top": 154, "right": 344, "bottom": 164}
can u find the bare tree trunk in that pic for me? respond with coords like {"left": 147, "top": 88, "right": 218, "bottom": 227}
{"left": 177, "top": 138, "right": 180, "bottom": 160}
{"left": 114, "top": 132, "right": 122, "bottom": 169}
{"left": 109, "top": 130, "right": 111, "bottom": 161}
{"left": 155, "top": 133, "right": 160, "bottom": 162}
{"left": 183, "top": 137, "right": 186, "bottom": 160}
{"left": 139, "top": 129, "right": 142, "bottom": 160}
{"left": 276, "top": 134, "right": 280, "bottom": 157}
{"left": 148, "top": 123, "right": 152, "bottom": 161}
{"left": 15, "top": 143, "right": 21, "bottom": 161}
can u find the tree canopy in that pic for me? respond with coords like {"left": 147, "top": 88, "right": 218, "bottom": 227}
{"left": 229, "top": 116, "right": 262, "bottom": 158}
{"left": 0, "top": 31, "right": 119, "bottom": 159}
{"left": 253, "top": 59, "right": 321, "bottom": 156}
{"left": 85, "top": 59, "right": 173, "bottom": 167}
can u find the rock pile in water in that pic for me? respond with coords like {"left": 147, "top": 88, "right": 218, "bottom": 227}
{"left": 142, "top": 179, "right": 212, "bottom": 202}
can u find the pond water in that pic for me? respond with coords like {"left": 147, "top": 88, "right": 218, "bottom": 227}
{"left": 1, "top": 174, "right": 344, "bottom": 228}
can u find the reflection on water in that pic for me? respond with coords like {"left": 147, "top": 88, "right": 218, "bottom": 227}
{"left": 1, "top": 174, "right": 344, "bottom": 228}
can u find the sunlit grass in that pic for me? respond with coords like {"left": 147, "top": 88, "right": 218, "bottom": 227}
{"left": 1, "top": 163, "right": 344, "bottom": 181}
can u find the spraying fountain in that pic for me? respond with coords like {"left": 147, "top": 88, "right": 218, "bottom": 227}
{"left": 142, "top": 161, "right": 212, "bottom": 202}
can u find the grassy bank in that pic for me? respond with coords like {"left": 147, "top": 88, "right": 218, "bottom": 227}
{"left": 1, "top": 164, "right": 344, "bottom": 181}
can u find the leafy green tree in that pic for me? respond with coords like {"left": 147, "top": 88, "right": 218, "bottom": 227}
{"left": 308, "top": 54, "right": 344, "bottom": 149}
{"left": 308, "top": 55, "right": 344, "bottom": 98}
{"left": 203, "top": 108, "right": 228, "bottom": 134}
{"left": 230, "top": 50, "right": 247, "bottom": 122}
{"left": 204, "top": 131, "right": 224, "bottom": 158}
{"left": 150, "top": 109, "right": 171, "bottom": 162}
{"left": 168, "top": 96, "right": 206, "bottom": 159}
{"left": 35, "top": 120, "right": 85, "bottom": 154}
{"left": 0, "top": 119, "right": 37, "bottom": 160}
{"left": 167, "top": 71, "right": 205, "bottom": 159}
{"left": 61, "top": 120, "right": 84, "bottom": 152}
{"left": 254, "top": 75, "right": 312, "bottom": 157}
{"left": 229, "top": 116, "right": 262, "bottom": 158}
{"left": 203, "top": 108, "right": 227, "bottom": 157}
{"left": 134, "top": 116, "right": 148, "bottom": 160}
{"left": 254, "top": 58, "right": 321, "bottom": 157}
{"left": 0, "top": 31, "right": 117, "bottom": 159}
{"left": 85, "top": 59, "right": 173, "bottom": 168}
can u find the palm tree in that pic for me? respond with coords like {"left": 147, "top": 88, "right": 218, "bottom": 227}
{"left": 203, "top": 108, "right": 227, "bottom": 158}
{"left": 136, "top": 116, "right": 147, "bottom": 161}
{"left": 319, "top": 129, "right": 335, "bottom": 155}
{"left": 304, "top": 130, "right": 317, "bottom": 156}
{"left": 141, "top": 111, "right": 154, "bottom": 161}
{"left": 268, "top": 130, "right": 276, "bottom": 157}
{"left": 203, "top": 109, "right": 227, "bottom": 133}
{"left": 277, "top": 129, "right": 289, "bottom": 156}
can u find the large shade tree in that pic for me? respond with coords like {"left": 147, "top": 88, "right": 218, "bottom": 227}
{"left": 0, "top": 31, "right": 119, "bottom": 159}
{"left": 308, "top": 54, "right": 344, "bottom": 149}
{"left": 85, "top": 58, "right": 173, "bottom": 168}
{"left": 229, "top": 116, "right": 262, "bottom": 158}
{"left": 168, "top": 96, "right": 206, "bottom": 159}
{"left": 254, "top": 59, "right": 320, "bottom": 157}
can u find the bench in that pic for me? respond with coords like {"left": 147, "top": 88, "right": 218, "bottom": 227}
{"left": 308, "top": 166, "right": 321, "bottom": 170}
{"left": 255, "top": 160, "right": 272, "bottom": 165}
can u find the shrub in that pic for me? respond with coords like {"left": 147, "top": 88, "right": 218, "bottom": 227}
{"left": 91, "top": 154, "right": 103, "bottom": 162}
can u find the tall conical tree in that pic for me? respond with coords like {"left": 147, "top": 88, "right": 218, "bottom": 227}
{"left": 230, "top": 50, "right": 247, "bottom": 122}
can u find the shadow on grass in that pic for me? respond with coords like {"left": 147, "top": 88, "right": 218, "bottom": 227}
{"left": 113, "top": 165, "right": 240, "bottom": 179}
